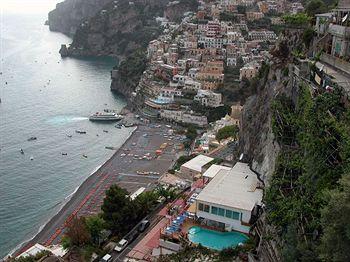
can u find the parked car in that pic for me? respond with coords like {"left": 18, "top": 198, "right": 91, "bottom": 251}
{"left": 114, "top": 239, "right": 128, "bottom": 252}
{"left": 127, "top": 230, "right": 140, "bottom": 243}
{"left": 101, "top": 254, "right": 112, "bottom": 262}
{"left": 138, "top": 220, "right": 150, "bottom": 232}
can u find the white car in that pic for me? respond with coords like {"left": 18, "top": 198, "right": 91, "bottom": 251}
{"left": 101, "top": 254, "right": 112, "bottom": 262}
{"left": 114, "top": 239, "right": 128, "bottom": 252}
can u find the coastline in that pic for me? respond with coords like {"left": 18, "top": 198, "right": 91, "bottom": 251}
{"left": 10, "top": 124, "right": 138, "bottom": 258}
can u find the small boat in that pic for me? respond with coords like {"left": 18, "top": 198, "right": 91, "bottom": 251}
{"left": 30, "top": 156, "right": 34, "bottom": 160}
{"left": 103, "top": 130, "right": 108, "bottom": 133}
{"left": 105, "top": 146, "right": 117, "bottom": 150}
{"left": 75, "top": 130, "right": 86, "bottom": 134}
{"left": 83, "top": 154, "right": 88, "bottom": 158}
{"left": 66, "top": 134, "right": 72, "bottom": 138}
{"left": 115, "top": 125, "right": 121, "bottom": 129}
{"left": 62, "top": 153, "right": 67, "bottom": 156}
{"left": 20, "top": 149, "right": 24, "bottom": 154}
{"left": 27, "top": 137, "right": 37, "bottom": 141}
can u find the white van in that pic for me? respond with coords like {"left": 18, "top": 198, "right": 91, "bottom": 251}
{"left": 114, "top": 238, "right": 128, "bottom": 252}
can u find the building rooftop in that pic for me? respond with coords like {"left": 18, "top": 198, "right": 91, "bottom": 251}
{"left": 181, "top": 154, "right": 214, "bottom": 172}
{"left": 18, "top": 244, "right": 49, "bottom": 258}
{"left": 196, "top": 162, "right": 263, "bottom": 211}
{"left": 202, "top": 164, "right": 231, "bottom": 179}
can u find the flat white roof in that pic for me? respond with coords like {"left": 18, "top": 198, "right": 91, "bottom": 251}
{"left": 196, "top": 162, "right": 263, "bottom": 211}
{"left": 202, "top": 164, "right": 231, "bottom": 179}
{"left": 181, "top": 154, "right": 214, "bottom": 172}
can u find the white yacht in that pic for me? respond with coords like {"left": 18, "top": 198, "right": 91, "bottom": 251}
{"left": 89, "top": 112, "right": 123, "bottom": 122}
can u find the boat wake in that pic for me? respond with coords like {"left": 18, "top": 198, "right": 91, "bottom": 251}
{"left": 46, "top": 116, "right": 88, "bottom": 125}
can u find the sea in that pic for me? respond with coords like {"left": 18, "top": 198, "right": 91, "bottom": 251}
{"left": 0, "top": 0, "right": 130, "bottom": 258}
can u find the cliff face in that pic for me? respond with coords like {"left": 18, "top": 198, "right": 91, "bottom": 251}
{"left": 65, "top": 0, "right": 198, "bottom": 57}
{"left": 66, "top": 0, "right": 166, "bottom": 57}
{"left": 48, "top": 0, "right": 113, "bottom": 35}
{"left": 239, "top": 65, "right": 281, "bottom": 184}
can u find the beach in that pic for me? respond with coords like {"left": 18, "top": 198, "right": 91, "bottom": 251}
{"left": 14, "top": 120, "right": 178, "bottom": 256}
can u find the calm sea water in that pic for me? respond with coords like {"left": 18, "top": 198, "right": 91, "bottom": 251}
{"left": 0, "top": 1, "right": 130, "bottom": 257}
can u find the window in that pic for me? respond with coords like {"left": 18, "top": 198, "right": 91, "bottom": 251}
{"left": 218, "top": 208, "right": 225, "bottom": 216}
{"left": 198, "top": 203, "right": 203, "bottom": 211}
{"left": 232, "top": 211, "right": 240, "bottom": 220}
{"left": 211, "top": 206, "right": 218, "bottom": 215}
{"left": 204, "top": 204, "right": 210, "bottom": 213}
{"left": 225, "top": 210, "right": 232, "bottom": 218}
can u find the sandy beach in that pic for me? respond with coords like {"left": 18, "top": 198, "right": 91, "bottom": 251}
{"left": 14, "top": 120, "right": 179, "bottom": 256}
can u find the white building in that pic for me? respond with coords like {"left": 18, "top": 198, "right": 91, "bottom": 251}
{"left": 160, "top": 110, "right": 208, "bottom": 127}
{"left": 248, "top": 30, "right": 277, "bottom": 41}
{"left": 158, "top": 88, "right": 182, "bottom": 103}
{"left": 17, "top": 243, "right": 67, "bottom": 259}
{"left": 198, "top": 36, "right": 227, "bottom": 49}
{"left": 194, "top": 89, "right": 222, "bottom": 108}
{"left": 195, "top": 162, "right": 263, "bottom": 233}
{"left": 184, "top": 79, "right": 202, "bottom": 91}
{"left": 180, "top": 154, "right": 214, "bottom": 179}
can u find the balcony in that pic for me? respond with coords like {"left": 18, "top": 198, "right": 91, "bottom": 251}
{"left": 329, "top": 24, "right": 350, "bottom": 38}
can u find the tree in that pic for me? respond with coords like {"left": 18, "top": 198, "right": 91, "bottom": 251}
{"left": 302, "top": 27, "right": 315, "bottom": 48}
{"left": 305, "top": 0, "right": 327, "bottom": 17}
{"left": 101, "top": 185, "right": 139, "bottom": 235}
{"left": 319, "top": 175, "right": 350, "bottom": 262}
{"left": 216, "top": 125, "right": 239, "bottom": 141}
{"left": 63, "top": 216, "right": 91, "bottom": 248}
{"left": 85, "top": 215, "right": 106, "bottom": 245}
{"left": 283, "top": 13, "right": 311, "bottom": 27}
{"left": 186, "top": 125, "right": 197, "bottom": 141}
{"left": 135, "top": 191, "right": 159, "bottom": 217}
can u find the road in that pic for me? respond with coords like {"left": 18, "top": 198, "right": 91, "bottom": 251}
{"left": 111, "top": 203, "right": 166, "bottom": 262}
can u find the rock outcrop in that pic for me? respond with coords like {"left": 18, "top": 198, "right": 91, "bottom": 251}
{"left": 59, "top": 44, "right": 69, "bottom": 57}
{"left": 48, "top": 0, "right": 113, "bottom": 35}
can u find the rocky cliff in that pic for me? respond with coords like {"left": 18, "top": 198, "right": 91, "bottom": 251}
{"left": 65, "top": 0, "right": 198, "bottom": 58}
{"left": 48, "top": 0, "right": 113, "bottom": 35}
{"left": 239, "top": 66, "right": 281, "bottom": 185}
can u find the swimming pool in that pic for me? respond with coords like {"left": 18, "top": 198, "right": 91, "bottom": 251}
{"left": 188, "top": 226, "right": 248, "bottom": 251}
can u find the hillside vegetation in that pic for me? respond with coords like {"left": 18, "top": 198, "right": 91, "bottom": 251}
{"left": 266, "top": 84, "right": 350, "bottom": 261}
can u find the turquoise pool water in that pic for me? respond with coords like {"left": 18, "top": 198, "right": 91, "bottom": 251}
{"left": 188, "top": 226, "right": 248, "bottom": 251}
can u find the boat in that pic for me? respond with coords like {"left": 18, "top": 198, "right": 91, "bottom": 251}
{"left": 20, "top": 149, "right": 24, "bottom": 154}
{"left": 27, "top": 137, "right": 37, "bottom": 141}
{"left": 30, "top": 156, "right": 34, "bottom": 160}
{"left": 83, "top": 154, "right": 88, "bottom": 158}
{"left": 89, "top": 112, "right": 123, "bottom": 122}
{"left": 62, "top": 153, "right": 67, "bottom": 156}
{"left": 105, "top": 146, "right": 117, "bottom": 150}
{"left": 103, "top": 130, "right": 108, "bottom": 133}
{"left": 66, "top": 134, "right": 72, "bottom": 138}
{"left": 75, "top": 130, "right": 86, "bottom": 134}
